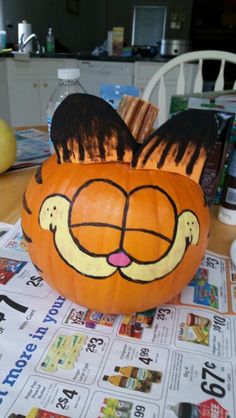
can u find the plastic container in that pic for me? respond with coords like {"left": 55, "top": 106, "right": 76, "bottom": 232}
{"left": 46, "top": 27, "right": 55, "bottom": 53}
{"left": 47, "top": 68, "right": 86, "bottom": 153}
{"left": 218, "top": 146, "right": 236, "bottom": 225}
{"left": 0, "top": 30, "right": 7, "bottom": 49}
{"left": 100, "top": 84, "right": 139, "bottom": 109}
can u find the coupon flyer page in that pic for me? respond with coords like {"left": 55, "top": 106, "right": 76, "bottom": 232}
{"left": 0, "top": 221, "right": 235, "bottom": 418}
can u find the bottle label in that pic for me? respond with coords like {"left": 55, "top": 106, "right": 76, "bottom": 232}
{"left": 228, "top": 150, "right": 236, "bottom": 177}
{"left": 47, "top": 41, "right": 55, "bottom": 53}
{"left": 47, "top": 117, "right": 55, "bottom": 154}
{"left": 47, "top": 116, "right": 51, "bottom": 132}
{"left": 125, "top": 377, "right": 141, "bottom": 390}
{"left": 136, "top": 368, "right": 149, "bottom": 381}
{"left": 225, "top": 187, "right": 236, "bottom": 205}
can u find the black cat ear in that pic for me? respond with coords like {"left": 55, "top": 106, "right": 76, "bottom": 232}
{"left": 132, "top": 108, "right": 218, "bottom": 184}
{"left": 51, "top": 93, "right": 138, "bottom": 164}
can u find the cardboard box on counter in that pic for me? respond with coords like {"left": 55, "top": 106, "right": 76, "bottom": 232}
{"left": 112, "top": 27, "right": 124, "bottom": 56}
{"left": 169, "top": 90, "right": 236, "bottom": 115}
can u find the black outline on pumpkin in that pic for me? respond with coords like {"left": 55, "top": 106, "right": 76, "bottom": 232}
{"left": 68, "top": 179, "right": 178, "bottom": 264}
{"left": 36, "top": 179, "right": 200, "bottom": 283}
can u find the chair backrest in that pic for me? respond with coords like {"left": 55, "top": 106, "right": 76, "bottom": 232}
{"left": 142, "top": 50, "right": 236, "bottom": 127}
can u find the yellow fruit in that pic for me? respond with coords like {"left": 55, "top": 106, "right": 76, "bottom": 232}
{"left": 0, "top": 119, "right": 16, "bottom": 174}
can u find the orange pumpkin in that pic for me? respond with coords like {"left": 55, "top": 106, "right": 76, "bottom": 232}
{"left": 21, "top": 94, "right": 216, "bottom": 314}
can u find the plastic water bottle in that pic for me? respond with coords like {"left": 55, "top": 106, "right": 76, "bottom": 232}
{"left": 47, "top": 68, "right": 86, "bottom": 154}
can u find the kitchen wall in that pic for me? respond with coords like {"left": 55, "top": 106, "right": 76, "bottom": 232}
{"left": 3, "top": 0, "right": 107, "bottom": 52}
{"left": 2, "top": 0, "right": 235, "bottom": 54}
{"left": 129, "top": 0, "right": 193, "bottom": 41}
{"left": 2, "top": 0, "right": 194, "bottom": 53}
{"left": 190, "top": 0, "right": 236, "bottom": 53}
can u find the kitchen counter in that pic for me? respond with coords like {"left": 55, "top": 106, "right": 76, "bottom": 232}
{"left": 0, "top": 50, "right": 170, "bottom": 63}
{"left": 76, "top": 52, "right": 170, "bottom": 63}
{"left": 0, "top": 51, "right": 77, "bottom": 59}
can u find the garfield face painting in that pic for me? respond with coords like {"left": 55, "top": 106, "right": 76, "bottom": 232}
{"left": 38, "top": 180, "right": 200, "bottom": 282}
{"left": 21, "top": 94, "right": 216, "bottom": 313}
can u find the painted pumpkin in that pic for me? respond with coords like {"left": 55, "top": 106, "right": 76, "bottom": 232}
{"left": 21, "top": 94, "right": 217, "bottom": 314}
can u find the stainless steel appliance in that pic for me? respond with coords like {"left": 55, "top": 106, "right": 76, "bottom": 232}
{"left": 159, "top": 39, "right": 191, "bottom": 57}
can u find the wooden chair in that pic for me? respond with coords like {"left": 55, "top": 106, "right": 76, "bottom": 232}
{"left": 142, "top": 50, "right": 236, "bottom": 127}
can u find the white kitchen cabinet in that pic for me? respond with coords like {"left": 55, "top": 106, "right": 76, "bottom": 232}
{"left": 8, "top": 78, "right": 60, "bottom": 126}
{"left": 1, "top": 57, "right": 197, "bottom": 128}
{"left": 5, "top": 58, "right": 78, "bottom": 127}
{"left": 134, "top": 62, "right": 163, "bottom": 95}
{"left": 77, "top": 60, "right": 134, "bottom": 96}
{"left": 9, "top": 78, "right": 41, "bottom": 126}
{"left": 134, "top": 61, "right": 197, "bottom": 125}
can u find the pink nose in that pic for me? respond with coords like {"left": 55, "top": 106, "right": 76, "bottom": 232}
{"left": 108, "top": 250, "right": 131, "bottom": 267}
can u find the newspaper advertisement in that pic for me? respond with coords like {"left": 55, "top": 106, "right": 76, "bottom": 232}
{"left": 0, "top": 221, "right": 235, "bottom": 418}
{"left": 9, "top": 129, "right": 50, "bottom": 172}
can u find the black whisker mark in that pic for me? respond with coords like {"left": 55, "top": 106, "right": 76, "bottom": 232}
{"left": 22, "top": 228, "right": 32, "bottom": 243}
{"left": 35, "top": 164, "right": 43, "bottom": 184}
{"left": 23, "top": 192, "right": 32, "bottom": 214}
{"left": 33, "top": 262, "right": 43, "bottom": 273}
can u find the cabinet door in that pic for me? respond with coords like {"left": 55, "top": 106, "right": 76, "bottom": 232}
{"left": 134, "top": 62, "right": 163, "bottom": 96}
{"left": 8, "top": 79, "right": 41, "bottom": 127}
{"left": 6, "top": 58, "right": 69, "bottom": 127}
{"left": 39, "top": 79, "right": 59, "bottom": 124}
